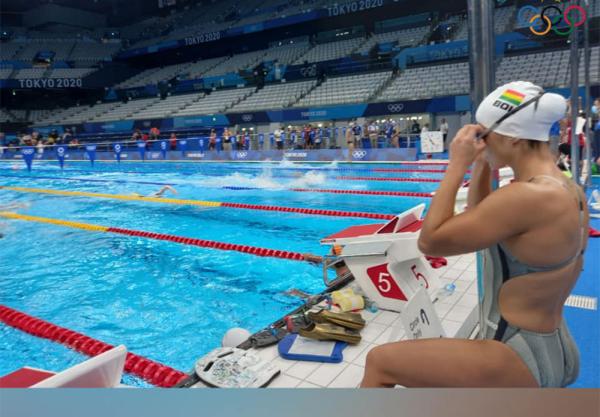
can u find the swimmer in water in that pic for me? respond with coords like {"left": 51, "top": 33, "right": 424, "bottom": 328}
{"left": 131, "top": 185, "right": 177, "bottom": 198}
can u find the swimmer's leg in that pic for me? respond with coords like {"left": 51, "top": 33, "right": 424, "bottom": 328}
{"left": 361, "top": 338, "right": 538, "bottom": 388}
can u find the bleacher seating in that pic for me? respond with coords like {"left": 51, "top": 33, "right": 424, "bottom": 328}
{"left": 32, "top": 105, "right": 88, "bottom": 126}
{"left": 0, "top": 42, "right": 22, "bottom": 60}
{"left": 69, "top": 41, "right": 121, "bottom": 64}
{"left": 133, "top": 93, "right": 205, "bottom": 120}
{"left": 0, "top": 68, "right": 14, "bottom": 79}
{"left": 48, "top": 68, "right": 95, "bottom": 79}
{"left": 293, "top": 37, "right": 366, "bottom": 64}
{"left": 92, "top": 98, "right": 161, "bottom": 122}
{"left": 378, "top": 62, "right": 469, "bottom": 101}
{"left": 230, "top": 80, "right": 317, "bottom": 111}
{"left": 173, "top": 87, "right": 254, "bottom": 116}
{"left": 496, "top": 47, "right": 600, "bottom": 88}
{"left": 262, "top": 43, "right": 311, "bottom": 65}
{"left": 295, "top": 71, "right": 391, "bottom": 107}
{"left": 202, "top": 50, "right": 267, "bottom": 77}
{"left": 357, "top": 26, "right": 430, "bottom": 54}
{"left": 116, "top": 63, "right": 192, "bottom": 89}
{"left": 0, "top": 108, "right": 14, "bottom": 123}
{"left": 15, "top": 40, "right": 75, "bottom": 61}
{"left": 59, "top": 102, "right": 124, "bottom": 124}
{"left": 14, "top": 68, "right": 47, "bottom": 79}
{"left": 453, "top": 6, "right": 514, "bottom": 40}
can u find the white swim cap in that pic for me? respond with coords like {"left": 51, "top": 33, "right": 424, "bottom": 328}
{"left": 476, "top": 81, "right": 567, "bottom": 142}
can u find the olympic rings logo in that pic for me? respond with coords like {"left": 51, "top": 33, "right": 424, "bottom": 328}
{"left": 241, "top": 114, "right": 253, "bottom": 122}
{"left": 387, "top": 103, "right": 405, "bottom": 113}
{"left": 114, "top": 144, "right": 121, "bottom": 152}
{"left": 236, "top": 152, "right": 248, "bottom": 159}
{"left": 22, "top": 148, "right": 34, "bottom": 155}
{"left": 517, "top": 3, "right": 587, "bottom": 37}
{"left": 57, "top": 147, "right": 65, "bottom": 156}
{"left": 352, "top": 150, "right": 367, "bottom": 159}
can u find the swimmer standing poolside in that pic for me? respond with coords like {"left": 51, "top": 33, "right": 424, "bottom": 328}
{"left": 362, "top": 81, "right": 588, "bottom": 388}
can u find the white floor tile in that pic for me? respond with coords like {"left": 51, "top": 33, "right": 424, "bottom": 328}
{"left": 352, "top": 344, "right": 376, "bottom": 367}
{"left": 372, "top": 310, "right": 398, "bottom": 326}
{"left": 445, "top": 304, "right": 474, "bottom": 323}
{"left": 270, "top": 356, "right": 297, "bottom": 373}
{"left": 285, "top": 361, "right": 321, "bottom": 380}
{"left": 458, "top": 270, "right": 477, "bottom": 281}
{"left": 362, "top": 309, "right": 381, "bottom": 322}
{"left": 296, "top": 381, "right": 322, "bottom": 388}
{"left": 361, "top": 321, "right": 388, "bottom": 343}
{"left": 341, "top": 340, "right": 370, "bottom": 363}
{"left": 442, "top": 319, "right": 463, "bottom": 338}
{"left": 442, "top": 268, "right": 464, "bottom": 280}
{"left": 373, "top": 326, "right": 395, "bottom": 345}
{"left": 456, "top": 293, "right": 479, "bottom": 308}
{"left": 305, "top": 362, "right": 348, "bottom": 386}
{"left": 434, "top": 301, "right": 453, "bottom": 318}
{"left": 328, "top": 364, "right": 365, "bottom": 388}
{"left": 253, "top": 345, "right": 278, "bottom": 362}
{"left": 268, "top": 373, "right": 302, "bottom": 388}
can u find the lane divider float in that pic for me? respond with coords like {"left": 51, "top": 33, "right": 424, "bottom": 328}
{"left": 336, "top": 176, "right": 442, "bottom": 183}
{"left": 223, "top": 186, "right": 433, "bottom": 198}
{"left": 0, "top": 211, "right": 308, "bottom": 261}
{"left": 0, "top": 186, "right": 395, "bottom": 220}
{"left": 0, "top": 304, "right": 187, "bottom": 387}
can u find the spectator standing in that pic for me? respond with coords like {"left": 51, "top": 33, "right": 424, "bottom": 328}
{"left": 169, "top": 133, "right": 177, "bottom": 150}
{"left": 368, "top": 121, "right": 378, "bottom": 149}
{"left": 274, "top": 127, "right": 283, "bottom": 150}
{"left": 346, "top": 123, "right": 355, "bottom": 151}
{"left": 209, "top": 129, "right": 217, "bottom": 151}
{"left": 440, "top": 118, "right": 449, "bottom": 149}
{"left": 223, "top": 128, "right": 232, "bottom": 152}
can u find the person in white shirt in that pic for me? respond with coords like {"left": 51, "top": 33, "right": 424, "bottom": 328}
{"left": 274, "top": 128, "right": 283, "bottom": 150}
{"left": 440, "top": 118, "right": 449, "bottom": 149}
{"left": 421, "top": 124, "right": 429, "bottom": 134}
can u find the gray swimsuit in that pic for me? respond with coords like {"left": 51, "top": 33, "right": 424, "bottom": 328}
{"left": 481, "top": 175, "right": 583, "bottom": 387}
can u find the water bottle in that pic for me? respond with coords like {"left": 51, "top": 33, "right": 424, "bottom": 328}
{"left": 435, "top": 283, "right": 456, "bottom": 302}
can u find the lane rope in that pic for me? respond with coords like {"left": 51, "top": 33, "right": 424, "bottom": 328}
{"left": 0, "top": 211, "right": 308, "bottom": 262}
{"left": 223, "top": 186, "right": 433, "bottom": 198}
{"left": 336, "top": 176, "right": 443, "bottom": 183}
{"left": 0, "top": 185, "right": 395, "bottom": 220}
{"left": 0, "top": 304, "right": 187, "bottom": 387}
{"left": 0, "top": 173, "right": 175, "bottom": 186}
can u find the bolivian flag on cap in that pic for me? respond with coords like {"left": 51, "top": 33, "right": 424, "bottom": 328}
{"left": 498, "top": 89, "right": 526, "bottom": 106}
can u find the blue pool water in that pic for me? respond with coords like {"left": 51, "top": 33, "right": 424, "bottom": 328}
{"left": 1, "top": 161, "right": 597, "bottom": 388}
{"left": 0, "top": 160, "right": 438, "bottom": 386}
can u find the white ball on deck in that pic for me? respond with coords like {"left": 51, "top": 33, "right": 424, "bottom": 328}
{"left": 221, "top": 327, "right": 251, "bottom": 347}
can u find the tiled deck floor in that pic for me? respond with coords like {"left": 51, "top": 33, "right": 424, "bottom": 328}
{"left": 193, "top": 253, "right": 479, "bottom": 388}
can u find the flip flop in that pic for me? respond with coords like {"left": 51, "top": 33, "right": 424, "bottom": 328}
{"left": 298, "top": 322, "right": 361, "bottom": 345}
{"left": 306, "top": 309, "right": 366, "bottom": 330}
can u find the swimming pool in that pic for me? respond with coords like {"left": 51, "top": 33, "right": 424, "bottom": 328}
{"left": 0, "top": 160, "right": 439, "bottom": 386}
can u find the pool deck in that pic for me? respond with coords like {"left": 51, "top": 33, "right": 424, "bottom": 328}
{"left": 191, "top": 252, "right": 479, "bottom": 388}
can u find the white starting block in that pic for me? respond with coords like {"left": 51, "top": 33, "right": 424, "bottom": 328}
{"left": 0, "top": 345, "right": 127, "bottom": 388}
{"left": 320, "top": 204, "right": 442, "bottom": 312}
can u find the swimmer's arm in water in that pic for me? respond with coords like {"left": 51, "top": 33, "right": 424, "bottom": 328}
{"left": 152, "top": 185, "right": 177, "bottom": 197}
{"left": 418, "top": 125, "right": 535, "bottom": 256}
